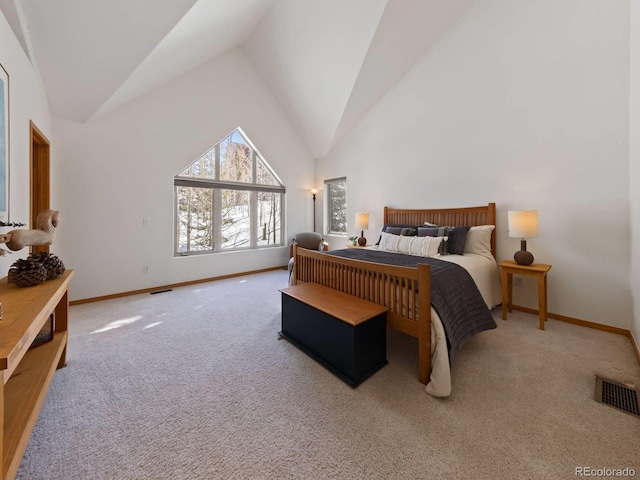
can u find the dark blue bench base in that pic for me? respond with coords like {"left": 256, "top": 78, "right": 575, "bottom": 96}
{"left": 280, "top": 292, "right": 387, "bottom": 387}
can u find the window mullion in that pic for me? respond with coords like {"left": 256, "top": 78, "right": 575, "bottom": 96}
{"left": 174, "top": 187, "right": 179, "bottom": 254}
{"left": 251, "top": 150, "right": 257, "bottom": 249}
{"left": 213, "top": 143, "right": 220, "bottom": 252}
{"left": 250, "top": 191, "right": 257, "bottom": 249}
{"left": 280, "top": 193, "right": 285, "bottom": 245}
{"left": 215, "top": 144, "right": 220, "bottom": 180}
{"left": 213, "top": 189, "right": 221, "bottom": 252}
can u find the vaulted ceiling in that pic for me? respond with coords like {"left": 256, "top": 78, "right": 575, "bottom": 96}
{"left": 1, "top": 0, "right": 475, "bottom": 158}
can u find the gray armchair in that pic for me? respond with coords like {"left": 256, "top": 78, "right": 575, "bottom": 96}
{"left": 288, "top": 232, "right": 324, "bottom": 277}
{"left": 289, "top": 232, "right": 323, "bottom": 255}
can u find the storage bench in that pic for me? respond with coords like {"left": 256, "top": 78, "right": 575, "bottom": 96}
{"left": 279, "top": 282, "right": 388, "bottom": 386}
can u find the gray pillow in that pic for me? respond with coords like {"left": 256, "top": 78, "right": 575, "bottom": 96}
{"left": 417, "top": 226, "right": 449, "bottom": 237}
{"left": 447, "top": 226, "right": 470, "bottom": 255}
{"left": 385, "top": 226, "right": 417, "bottom": 236}
{"left": 376, "top": 224, "right": 418, "bottom": 245}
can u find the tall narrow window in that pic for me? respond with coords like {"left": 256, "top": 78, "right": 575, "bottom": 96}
{"left": 325, "top": 177, "right": 347, "bottom": 235}
{"left": 174, "top": 128, "right": 285, "bottom": 255}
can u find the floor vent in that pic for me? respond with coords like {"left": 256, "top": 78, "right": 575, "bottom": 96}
{"left": 150, "top": 289, "right": 173, "bottom": 295}
{"left": 595, "top": 376, "right": 640, "bottom": 418}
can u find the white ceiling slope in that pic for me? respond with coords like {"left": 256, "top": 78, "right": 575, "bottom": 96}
{"left": 332, "top": 0, "right": 476, "bottom": 150}
{"left": 16, "top": 0, "right": 199, "bottom": 122}
{"left": 0, "top": 0, "right": 30, "bottom": 58}
{"left": 244, "top": 0, "right": 388, "bottom": 158}
{"left": 1, "top": 0, "right": 474, "bottom": 158}
{"left": 92, "top": 0, "right": 276, "bottom": 121}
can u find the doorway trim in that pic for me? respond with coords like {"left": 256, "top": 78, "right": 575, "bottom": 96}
{"left": 30, "top": 120, "right": 50, "bottom": 254}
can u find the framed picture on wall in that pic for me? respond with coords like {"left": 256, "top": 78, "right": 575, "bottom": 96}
{"left": 0, "top": 62, "right": 8, "bottom": 223}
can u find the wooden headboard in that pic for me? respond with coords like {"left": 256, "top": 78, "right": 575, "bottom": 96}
{"left": 383, "top": 203, "right": 497, "bottom": 258}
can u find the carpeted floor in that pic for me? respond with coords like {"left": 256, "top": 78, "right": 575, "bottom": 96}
{"left": 16, "top": 269, "right": 640, "bottom": 479}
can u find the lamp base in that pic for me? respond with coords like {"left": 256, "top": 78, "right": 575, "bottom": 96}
{"left": 357, "top": 236, "right": 367, "bottom": 246}
{"left": 514, "top": 250, "right": 534, "bottom": 266}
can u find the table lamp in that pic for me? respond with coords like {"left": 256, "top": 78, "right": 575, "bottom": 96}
{"left": 508, "top": 210, "right": 538, "bottom": 265}
{"left": 355, "top": 212, "right": 369, "bottom": 246}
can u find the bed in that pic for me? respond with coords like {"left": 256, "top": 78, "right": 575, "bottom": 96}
{"left": 289, "top": 203, "right": 501, "bottom": 396}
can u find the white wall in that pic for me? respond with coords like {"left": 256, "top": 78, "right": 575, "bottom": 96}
{"left": 317, "top": 0, "right": 632, "bottom": 328}
{"left": 630, "top": 2, "right": 640, "bottom": 345}
{"left": 53, "top": 47, "right": 315, "bottom": 301}
{"left": 0, "top": 10, "right": 52, "bottom": 273}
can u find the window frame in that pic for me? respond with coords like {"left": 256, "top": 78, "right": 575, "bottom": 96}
{"left": 324, "top": 177, "right": 347, "bottom": 236}
{"left": 174, "top": 129, "right": 285, "bottom": 256}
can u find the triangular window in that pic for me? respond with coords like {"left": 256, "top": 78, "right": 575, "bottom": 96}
{"left": 174, "top": 128, "right": 285, "bottom": 254}
{"left": 177, "top": 129, "right": 282, "bottom": 187}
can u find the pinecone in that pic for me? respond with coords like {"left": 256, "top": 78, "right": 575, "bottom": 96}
{"left": 30, "top": 251, "right": 49, "bottom": 264}
{"left": 9, "top": 257, "right": 48, "bottom": 288}
{"left": 30, "top": 252, "right": 66, "bottom": 280}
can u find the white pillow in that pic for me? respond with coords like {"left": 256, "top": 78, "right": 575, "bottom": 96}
{"left": 420, "top": 236, "right": 445, "bottom": 257}
{"left": 463, "top": 225, "right": 495, "bottom": 259}
{"left": 378, "top": 232, "right": 400, "bottom": 252}
{"left": 379, "top": 232, "right": 444, "bottom": 257}
{"left": 396, "top": 235, "right": 424, "bottom": 256}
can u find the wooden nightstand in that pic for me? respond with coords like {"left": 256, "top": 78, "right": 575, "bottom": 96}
{"left": 498, "top": 260, "right": 552, "bottom": 330}
{"left": 346, "top": 244, "right": 370, "bottom": 248}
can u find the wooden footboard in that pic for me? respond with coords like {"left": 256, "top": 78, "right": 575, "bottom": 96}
{"left": 290, "top": 203, "right": 496, "bottom": 385}
{"left": 292, "top": 244, "right": 432, "bottom": 383}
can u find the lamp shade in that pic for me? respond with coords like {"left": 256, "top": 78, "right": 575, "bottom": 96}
{"left": 508, "top": 210, "right": 538, "bottom": 238}
{"left": 355, "top": 212, "right": 369, "bottom": 230}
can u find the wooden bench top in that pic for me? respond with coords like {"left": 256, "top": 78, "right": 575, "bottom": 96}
{"left": 280, "top": 283, "right": 387, "bottom": 326}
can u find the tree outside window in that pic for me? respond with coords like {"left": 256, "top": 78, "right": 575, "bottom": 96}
{"left": 325, "top": 177, "right": 347, "bottom": 235}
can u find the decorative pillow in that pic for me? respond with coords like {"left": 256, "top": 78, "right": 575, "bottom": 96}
{"left": 420, "top": 236, "right": 445, "bottom": 257}
{"left": 396, "top": 235, "right": 425, "bottom": 256}
{"left": 447, "top": 226, "right": 470, "bottom": 255}
{"left": 440, "top": 238, "right": 450, "bottom": 255}
{"left": 417, "top": 226, "right": 449, "bottom": 237}
{"left": 379, "top": 232, "right": 444, "bottom": 257}
{"left": 418, "top": 226, "right": 450, "bottom": 254}
{"left": 378, "top": 232, "right": 401, "bottom": 252}
{"left": 464, "top": 225, "right": 495, "bottom": 259}
{"left": 382, "top": 223, "right": 417, "bottom": 231}
{"left": 376, "top": 224, "right": 419, "bottom": 245}
{"left": 385, "top": 226, "right": 417, "bottom": 236}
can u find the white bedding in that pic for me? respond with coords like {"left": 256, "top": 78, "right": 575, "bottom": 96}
{"left": 423, "top": 253, "right": 501, "bottom": 397}
{"left": 346, "top": 246, "right": 501, "bottom": 397}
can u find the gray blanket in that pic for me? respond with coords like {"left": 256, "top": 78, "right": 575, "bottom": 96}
{"left": 325, "top": 249, "right": 496, "bottom": 361}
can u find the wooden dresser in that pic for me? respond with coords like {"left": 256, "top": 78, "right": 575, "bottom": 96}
{"left": 0, "top": 270, "right": 73, "bottom": 480}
